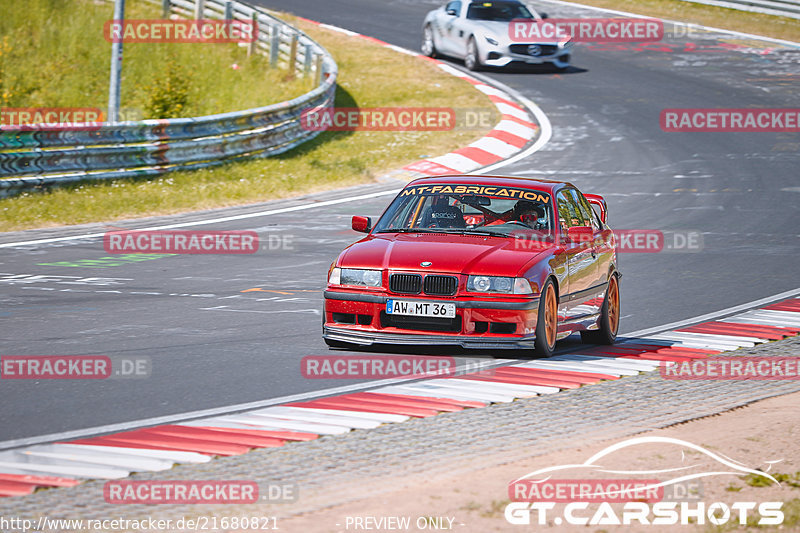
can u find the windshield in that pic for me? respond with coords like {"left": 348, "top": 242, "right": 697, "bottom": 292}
{"left": 372, "top": 184, "right": 554, "bottom": 237}
{"left": 466, "top": 1, "right": 533, "bottom": 21}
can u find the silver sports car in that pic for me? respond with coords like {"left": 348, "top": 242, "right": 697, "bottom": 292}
{"left": 421, "top": 0, "right": 572, "bottom": 71}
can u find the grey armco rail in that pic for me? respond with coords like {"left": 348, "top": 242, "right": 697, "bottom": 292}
{"left": 0, "top": 0, "right": 337, "bottom": 198}
{"left": 678, "top": 0, "right": 800, "bottom": 19}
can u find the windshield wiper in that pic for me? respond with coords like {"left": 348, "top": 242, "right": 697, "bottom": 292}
{"left": 429, "top": 228, "right": 498, "bottom": 236}
{"left": 375, "top": 228, "right": 432, "bottom": 234}
{"left": 376, "top": 228, "right": 499, "bottom": 237}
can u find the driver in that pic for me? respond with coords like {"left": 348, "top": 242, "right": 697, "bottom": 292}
{"left": 513, "top": 200, "right": 547, "bottom": 229}
{"left": 485, "top": 200, "right": 546, "bottom": 228}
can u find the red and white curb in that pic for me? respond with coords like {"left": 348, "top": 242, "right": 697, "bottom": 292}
{"left": 1, "top": 295, "right": 799, "bottom": 497}
{"left": 298, "top": 18, "right": 540, "bottom": 179}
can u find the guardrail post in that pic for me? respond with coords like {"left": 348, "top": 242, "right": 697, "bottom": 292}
{"left": 314, "top": 53, "right": 323, "bottom": 85}
{"left": 247, "top": 12, "right": 258, "bottom": 57}
{"left": 194, "top": 0, "right": 205, "bottom": 19}
{"left": 224, "top": 1, "right": 233, "bottom": 20}
{"left": 303, "top": 44, "right": 313, "bottom": 77}
{"left": 288, "top": 34, "right": 298, "bottom": 75}
{"left": 269, "top": 25, "right": 280, "bottom": 67}
{"left": 162, "top": 0, "right": 170, "bottom": 18}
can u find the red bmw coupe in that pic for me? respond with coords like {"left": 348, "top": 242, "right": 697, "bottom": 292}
{"left": 323, "top": 175, "right": 620, "bottom": 355}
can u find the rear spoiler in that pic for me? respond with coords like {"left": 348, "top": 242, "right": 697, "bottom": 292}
{"left": 584, "top": 193, "right": 607, "bottom": 223}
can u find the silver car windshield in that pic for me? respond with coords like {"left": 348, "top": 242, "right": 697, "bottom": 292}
{"left": 466, "top": 1, "right": 534, "bottom": 21}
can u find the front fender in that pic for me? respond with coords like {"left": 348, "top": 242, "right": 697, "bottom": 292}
{"left": 521, "top": 252, "right": 568, "bottom": 302}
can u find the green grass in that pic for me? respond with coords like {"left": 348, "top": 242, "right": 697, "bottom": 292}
{"left": 0, "top": 0, "right": 308, "bottom": 116}
{"left": 565, "top": 0, "right": 800, "bottom": 43}
{"left": 0, "top": 9, "right": 497, "bottom": 231}
{"left": 742, "top": 471, "right": 800, "bottom": 489}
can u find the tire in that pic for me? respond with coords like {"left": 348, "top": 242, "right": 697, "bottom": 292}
{"left": 580, "top": 273, "right": 620, "bottom": 345}
{"left": 465, "top": 37, "right": 481, "bottom": 71}
{"left": 421, "top": 25, "right": 437, "bottom": 58}
{"left": 534, "top": 278, "right": 558, "bottom": 356}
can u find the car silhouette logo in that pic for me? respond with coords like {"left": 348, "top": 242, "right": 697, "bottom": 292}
{"left": 527, "top": 44, "right": 542, "bottom": 56}
{"left": 420, "top": 261, "right": 432, "bottom": 267}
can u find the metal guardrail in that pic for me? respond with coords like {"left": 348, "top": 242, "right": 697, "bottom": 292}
{"left": 677, "top": 0, "right": 800, "bottom": 20}
{"left": 0, "top": 0, "right": 337, "bottom": 198}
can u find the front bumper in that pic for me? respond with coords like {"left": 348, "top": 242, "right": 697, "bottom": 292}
{"left": 483, "top": 44, "right": 572, "bottom": 68}
{"left": 323, "top": 289, "right": 540, "bottom": 349}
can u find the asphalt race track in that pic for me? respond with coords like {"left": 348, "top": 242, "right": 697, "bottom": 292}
{"left": 0, "top": 0, "right": 798, "bottom": 444}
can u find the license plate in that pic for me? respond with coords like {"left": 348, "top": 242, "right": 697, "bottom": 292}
{"left": 386, "top": 299, "right": 456, "bottom": 319}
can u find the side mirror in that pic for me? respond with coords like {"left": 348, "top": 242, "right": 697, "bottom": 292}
{"left": 540, "top": 12, "right": 549, "bottom": 19}
{"left": 446, "top": 8, "right": 458, "bottom": 15}
{"left": 351, "top": 215, "right": 372, "bottom": 233}
{"left": 584, "top": 194, "right": 607, "bottom": 224}
{"left": 567, "top": 225, "right": 594, "bottom": 243}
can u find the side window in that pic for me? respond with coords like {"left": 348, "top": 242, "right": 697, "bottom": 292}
{"left": 445, "top": 1, "right": 462, "bottom": 15}
{"left": 571, "top": 190, "right": 598, "bottom": 230}
{"left": 556, "top": 190, "right": 583, "bottom": 231}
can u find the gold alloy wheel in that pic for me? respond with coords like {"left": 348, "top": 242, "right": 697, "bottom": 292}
{"left": 544, "top": 283, "right": 557, "bottom": 347}
{"left": 607, "top": 275, "right": 620, "bottom": 334}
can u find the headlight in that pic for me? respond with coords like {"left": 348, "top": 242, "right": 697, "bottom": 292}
{"left": 467, "top": 276, "right": 533, "bottom": 294}
{"left": 485, "top": 36, "right": 499, "bottom": 46}
{"left": 334, "top": 268, "right": 383, "bottom": 288}
{"left": 329, "top": 267, "right": 341, "bottom": 284}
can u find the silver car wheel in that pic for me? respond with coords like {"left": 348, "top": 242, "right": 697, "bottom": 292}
{"left": 465, "top": 38, "right": 479, "bottom": 71}
{"left": 422, "top": 25, "right": 435, "bottom": 57}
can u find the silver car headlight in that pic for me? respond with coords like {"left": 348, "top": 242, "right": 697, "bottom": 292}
{"left": 332, "top": 268, "right": 383, "bottom": 288}
{"left": 485, "top": 36, "right": 499, "bottom": 46}
{"left": 467, "top": 276, "right": 533, "bottom": 294}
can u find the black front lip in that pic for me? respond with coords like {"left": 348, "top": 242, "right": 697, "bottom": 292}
{"left": 324, "top": 290, "right": 539, "bottom": 310}
{"left": 323, "top": 325, "right": 536, "bottom": 349}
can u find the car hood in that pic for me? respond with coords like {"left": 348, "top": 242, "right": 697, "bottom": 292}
{"left": 473, "top": 19, "right": 562, "bottom": 45}
{"left": 339, "top": 233, "right": 553, "bottom": 277}
{"left": 470, "top": 20, "right": 515, "bottom": 40}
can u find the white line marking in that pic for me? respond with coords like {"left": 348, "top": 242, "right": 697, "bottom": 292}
{"left": 623, "top": 287, "right": 800, "bottom": 337}
{"left": 0, "top": 189, "right": 403, "bottom": 249}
